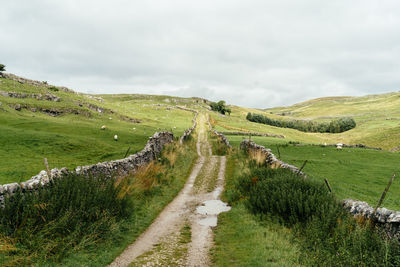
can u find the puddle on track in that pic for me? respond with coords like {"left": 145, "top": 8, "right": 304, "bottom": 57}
{"left": 196, "top": 200, "right": 231, "bottom": 227}
{"left": 198, "top": 216, "right": 218, "bottom": 227}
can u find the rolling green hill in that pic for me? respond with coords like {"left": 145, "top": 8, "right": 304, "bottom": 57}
{"left": 0, "top": 74, "right": 203, "bottom": 184}
{"left": 265, "top": 92, "right": 400, "bottom": 150}
{"left": 209, "top": 92, "right": 400, "bottom": 151}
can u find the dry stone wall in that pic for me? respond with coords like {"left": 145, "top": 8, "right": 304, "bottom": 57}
{"left": 219, "top": 131, "right": 285, "bottom": 139}
{"left": 180, "top": 111, "right": 198, "bottom": 144}
{"left": 207, "top": 115, "right": 232, "bottom": 148}
{"left": 322, "top": 143, "right": 381, "bottom": 150}
{"left": 0, "top": 131, "right": 174, "bottom": 205}
{"left": 240, "top": 139, "right": 400, "bottom": 239}
{"left": 240, "top": 139, "right": 305, "bottom": 176}
{"left": 343, "top": 199, "right": 400, "bottom": 239}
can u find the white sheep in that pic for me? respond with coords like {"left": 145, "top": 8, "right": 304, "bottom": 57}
{"left": 336, "top": 143, "right": 343, "bottom": 150}
{"left": 114, "top": 135, "right": 118, "bottom": 141}
{"left": 101, "top": 125, "right": 106, "bottom": 130}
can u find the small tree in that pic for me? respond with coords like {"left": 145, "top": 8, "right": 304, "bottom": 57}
{"left": 210, "top": 100, "right": 231, "bottom": 115}
{"left": 0, "top": 64, "right": 5, "bottom": 72}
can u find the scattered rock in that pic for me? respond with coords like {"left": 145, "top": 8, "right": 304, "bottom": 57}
{"left": 12, "top": 104, "right": 21, "bottom": 111}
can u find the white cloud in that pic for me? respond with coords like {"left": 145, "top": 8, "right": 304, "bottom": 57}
{"left": 1, "top": 0, "right": 400, "bottom": 108}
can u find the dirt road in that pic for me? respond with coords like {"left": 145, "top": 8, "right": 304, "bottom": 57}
{"left": 109, "top": 113, "right": 230, "bottom": 267}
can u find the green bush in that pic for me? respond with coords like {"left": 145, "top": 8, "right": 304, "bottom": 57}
{"left": 0, "top": 64, "right": 5, "bottom": 72}
{"left": 210, "top": 100, "right": 231, "bottom": 115}
{"left": 48, "top": 86, "right": 59, "bottom": 92}
{"left": 0, "top": 174, "right": 132, "bottom": 263}
{"left": 247, "top": 168, "right": 343, "bottom": 226}
{"left": 246, "top": 112, "right": 356, "bottom": 133}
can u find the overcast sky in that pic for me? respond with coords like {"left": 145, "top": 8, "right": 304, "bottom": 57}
{"left": 1, "top": 1, "right": 400, "bottom": 108}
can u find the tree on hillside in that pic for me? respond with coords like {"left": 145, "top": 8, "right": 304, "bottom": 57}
{"left": 0, "top": 64, "right": 5, "bottom": 72}
{"left": 210, "top": 100, "right": 231, "bottom": 115}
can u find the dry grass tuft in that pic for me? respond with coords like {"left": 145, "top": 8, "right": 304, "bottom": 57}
{"left": 248, "top": 149, "right": 267, "bottom": 165}
{"left": 0, "top": 235, "right": 16, "bottom": 253}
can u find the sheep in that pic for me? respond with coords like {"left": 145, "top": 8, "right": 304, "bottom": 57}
{"left": 336, "top": 143, "right": 343, "bottom": 150}
{"left": 101, "top": 125, "right": 106, "bottom": 130}
{"left": 114, "top": 135, "right": 118, "bottom": 141}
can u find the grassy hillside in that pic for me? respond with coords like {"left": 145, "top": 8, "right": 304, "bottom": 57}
{"left": 0, "top": 75, "right": 202, "bottom": 184}
{"left": 209, "top": 92, "right": 400, "bottom": 151}
{"left": 265, "top": 93, "right": 400, "bottom": 150}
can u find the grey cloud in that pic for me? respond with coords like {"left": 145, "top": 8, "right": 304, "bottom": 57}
{"left": 1, "top": 0, "right": 400, "bottom": 108}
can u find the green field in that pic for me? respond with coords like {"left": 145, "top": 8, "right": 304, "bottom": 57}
{"left": 228, "top": 135, "right": 400, "bottom": 210}
{"left": 0, "top": 77, "right": 202, "bottom": 184}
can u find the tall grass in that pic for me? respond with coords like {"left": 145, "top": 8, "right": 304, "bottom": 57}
{"left": 0, "top": 174, "right": 132, "bottom": 265}
{"left": 236, "top": 166, "right": 400, "bottom": 266}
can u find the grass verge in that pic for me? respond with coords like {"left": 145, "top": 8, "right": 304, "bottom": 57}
{"left": 212, "top": 151, "right": 303, "bottom": 267}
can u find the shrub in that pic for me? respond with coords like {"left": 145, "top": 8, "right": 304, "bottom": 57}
{"left": 246, "top": 112, "right": 356, "bottom": 133}
{"left": 0, "top": 64, "right": 5, "bottom": 72}
{"left": 247, "top": 168, "right": 343, "bottom": 226}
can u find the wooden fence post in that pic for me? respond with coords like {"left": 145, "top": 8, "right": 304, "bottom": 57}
{"left": 44, "top": 158, "right": 51, "bottom": 178}
{"left": 324, "top": 178, "right": 332, "bottom": 193}
{"left": 276, "top": 145, "right": 281, "bottom": 159}
{"left": 298, "top": 160, "right": 308, "bottom": 174}
{"left": 124, "top": 147, "right": 131, "bottom": 158}
{"left": 373, "top": 173, "right": 396, "bottom": 215}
